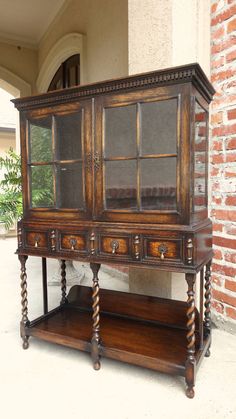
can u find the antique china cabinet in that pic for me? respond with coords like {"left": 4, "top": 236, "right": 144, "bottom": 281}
{"left": 13, "top": 63, "right": 215, "bottom": 398}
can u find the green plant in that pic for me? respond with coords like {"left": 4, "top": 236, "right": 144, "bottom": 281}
{"left": 0, "top": 148, "right": 23, "bottom": 229}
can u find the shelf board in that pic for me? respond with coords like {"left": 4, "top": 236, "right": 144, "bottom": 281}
{"left": 27, "top": 306, "right": 204, "bottom": 376}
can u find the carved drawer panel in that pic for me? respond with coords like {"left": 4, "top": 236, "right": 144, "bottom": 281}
{"left": 143, "top": 237, "right": 183, "bottom": 263}
{"left": 25, "top": 231, "right": 48, "bottom": 250}
{"left": 59, "top": 232, "right": 88, "bottom": 254}
{"left": 99, "top": 234, "right": 132, "bottom": 259}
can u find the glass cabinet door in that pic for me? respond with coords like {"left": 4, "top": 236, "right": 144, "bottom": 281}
{"left": 26, "top": 102, "right": 92, "bottom": 219}
{"left": 95, "top": 91, "right": 182, "bottom": 223}
{"left": 194, "top": 101, "right": 208, "bottom": 212}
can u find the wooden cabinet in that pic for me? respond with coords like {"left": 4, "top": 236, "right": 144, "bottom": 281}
{"left": 13, "top": 63, "right": 215, "bottom": 398}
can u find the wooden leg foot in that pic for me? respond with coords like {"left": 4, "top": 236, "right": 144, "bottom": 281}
{"left": 93, "top": 360, "right": 101, "bottom": 371}
{"left": 205, "top": 347, "right": 211, "bottom": 357}
{"left": 22, "top": 336, "right": 29, "bottom": 350}
{"left": 186, "top": 386, "right": 195, "bottom": 399}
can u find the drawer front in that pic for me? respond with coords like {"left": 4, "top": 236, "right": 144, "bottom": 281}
{"left": 59, "top": 232, "right": 88, "bottom": 254}
{"left": 25, "top": 231, "right": 48, "bottom": 250}
{"left": 143, "top": 237, "right": 183, "bottom": 262}
{"left": 99, "top": 234, "right": 131, "bottom": 259}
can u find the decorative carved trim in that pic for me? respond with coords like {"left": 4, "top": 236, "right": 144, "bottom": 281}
{"left": 12, "top": 64, "right": 215, "bottom": 111}
{"left": 90, "top": 231, "right": 95, "bottom": 255}
{"left": 133, "top": 235, "right": 140, "bottom": 260}
{"left": 85, "top": 152, "right": 93, "bottom": 172}
{"left": 186, "top": 238, "right": 194, "bottom": 264}
{"left": 18, "top": 227, "right": 23, "bottom": 248}
{"left": 50, "top": 230, "right": 56, "bottom": 251}
{"left": 94, "top": 151, "right": 101, "bottom": 172}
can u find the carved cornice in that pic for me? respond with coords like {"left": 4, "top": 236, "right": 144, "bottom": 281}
{"left": 12, "top": 63, "right": 215, "bottom": 111}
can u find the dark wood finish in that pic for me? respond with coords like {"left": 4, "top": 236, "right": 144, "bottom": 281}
{"left": 13, "top": 64, "right": 214, "bottom": 398}
{"left": 90, "top": 263, "right": 101, "bottom": 370}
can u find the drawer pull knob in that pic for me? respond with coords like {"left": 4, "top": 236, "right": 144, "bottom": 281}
{"left": 70, "top": 238, "right": 77, "bottom": 251}
{"left": 158, "top": 244, "right": 167, "bottom": 260}
{"left": 111, "top": 240, "right": 119, "bottom": 254}
{"left": 34, "top": 235, "right": 40, "bottom": 248}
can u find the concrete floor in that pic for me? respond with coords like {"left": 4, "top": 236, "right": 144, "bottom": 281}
{"left": 1, "top": 237, "right": 236, "bottom": 419}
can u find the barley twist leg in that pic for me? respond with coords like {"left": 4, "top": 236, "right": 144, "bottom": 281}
{"left": 185, "top": 274, "right": 196, "bottom": 399}
{"left": 19, "top": 255, "right": 29, "bottom": 349}
{"left": 90, "top": 263, "right": 101, "bottom": 370}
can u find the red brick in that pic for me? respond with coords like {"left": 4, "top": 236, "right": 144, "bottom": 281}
{"left": 213, "top": 248, "right": 223, "bottom": 260}
{"left": 212, "top": 274, "right": 222, "bottom": 286}
{"left": 225, "top": 195, "right": 236, "bottom": 206}
{"left": 211, "top": 69, "right": 235, "bottom": 83}
{"left": 213, "top": 236, "right": 236, "bottom": 250}
{"left": 225, "top": 252, "right": 236, "bottom": 263}
{"left": 225, "top": 224, "right": 236, "bottom": 235}
{"left": 227, "top": 17, "right": 236, "bottom": 33}
{"left": 212, "top": 210, "right": 236, "bottom": 222}
{"left": 212, "top": 262, "right": 236, "bottom": 277}
{"left": 225, "top": 169, "right": 236, "bottom": 177}
{"left": 211, "top": 140, "right": 223, "bottom": 151}
{"left": 226, "top": 306, "right": 236, "bottom": 320}
{"left": 212, "top": 300, "right": 224, "bottom": 314}
{"left": 212, "top": 124, "right": 236, "bottom": 136}
{"left": 211, "top": 2, "right": 218, "bottom": 14}
{"left": 211, "top": 37, "right": 236, "bottom": 54}
{"left": 211, "top": 5, "right": 236, "bottom": 26}
{"left": 213, "top": 222, "right": 223, "bottom": 232}
{"left": 212, "top": 95, "right": 236, "bottom": 109}
{"left": 212, "top": 195, "right": 222, "bottom": 205}
{"left": 212, "top": 25, "right": 225, "bottom": 40}
{"left": 226, "top": 138, "right": 236, "bottom": 149}
{"left": 212, "top": 289, "right": 236, "bottom": 307}
{"left": 228, "top": 108, "right": 236, "bottom": 120}
{"left": 226, "top": 152, "right": 236, "bottom": 162}
{"left": 211, "top": 112, "right": 223, "bottom": 124}
{"left": 212, "top": 56, "right": 225, "bottom": 69}
{"left": 211, "top": 166, "right": 220, "bottom": 176}
{"left": 226, "top": 49, "right": 236, "bottom": 62}
{"left": 211, "top": 154, "right": 224, "bottom": 164}
{"left": 225, "top": 280, "right": 236, "bottom": 292}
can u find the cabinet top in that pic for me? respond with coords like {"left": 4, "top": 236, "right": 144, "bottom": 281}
{"left": 13, "top": 63, "right": 215, "bottom": 111}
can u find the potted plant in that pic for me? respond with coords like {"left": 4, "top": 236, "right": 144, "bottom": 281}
{"left": 0, "top": 148, "right": 22, "bottom": 234}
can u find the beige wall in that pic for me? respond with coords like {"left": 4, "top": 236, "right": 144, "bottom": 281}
{"left": 38, "top": 0, "right": 128, "bottom": 86}
{"left": 0, "top": 42, "right": 38, "bottom": 93}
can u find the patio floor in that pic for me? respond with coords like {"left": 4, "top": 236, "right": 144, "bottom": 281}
{"left": 0, "top": 237, "right": 236, "bottom": 419}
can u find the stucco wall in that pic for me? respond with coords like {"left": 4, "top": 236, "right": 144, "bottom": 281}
{"left": 38, "top": 0, "right": 128, "bottom": 85}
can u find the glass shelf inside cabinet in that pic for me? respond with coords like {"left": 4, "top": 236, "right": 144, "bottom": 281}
{"left": 28, "top": 111, "right": 84, "bottom": 210}
{"left": 104, "top": 98, "right": 178, "bottom": 211}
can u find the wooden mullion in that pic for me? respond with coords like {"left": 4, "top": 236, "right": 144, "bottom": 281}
{"left": 137, "top": 103, "right": 141, "bottom": 210}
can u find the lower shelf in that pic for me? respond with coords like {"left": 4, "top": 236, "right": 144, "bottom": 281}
{"left": 25, "top": 285, "right": 210, "bottom": 377}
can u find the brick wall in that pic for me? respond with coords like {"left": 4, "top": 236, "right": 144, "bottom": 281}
{"left": 210, "top": 0, "right": 236, "bottom": 329}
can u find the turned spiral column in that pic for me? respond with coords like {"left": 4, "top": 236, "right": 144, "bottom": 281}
{"left": 90, "top": 262, "right": 101, "bottom": 370}
{"left": 60, "top": 259, "right": 68, "bottom": 305}
{"left": 185, "top": 274, "right": 196, "bottom": 399}
{"left": 204, "top": 260, "right": 212, "bottom": 357}
{"left": 19, "top": 255, "right": 29, "bottom": 349}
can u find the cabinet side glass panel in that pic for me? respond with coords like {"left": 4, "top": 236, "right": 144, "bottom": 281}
{"left": 29, "top": 116, "right": 52, "bottom": 163}
{"left": 56, "top": 162, "right": 84, "bottom": 209}
{"left": 105, "top": 160, "right": 137, "bottom": 209}
{"left": 55, "top": 111, "right": 82, "bottom": 160}
{"left": 30, "top": 165, "right": 54, "bottom": 208}
{"left": 194, "top": 101, "right": 207, "bottom": 211}
{"left": 141, "top": 99, "right": 177, "bottom": 155}
{"left": 141, "top": 158, "right": 177, "bottom": 210}
{"left": 104, "top": 105, "right": 136, "bottom": 158}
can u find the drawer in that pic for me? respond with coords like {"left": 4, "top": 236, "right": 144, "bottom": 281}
{"left": 25, "top": 231, "right": 48, "bottom": 250}
{"left": 99, "top": 234, "right": 131, "bottom": 259}
{"left": 59, "top": 232, "right": 87, "bottom": 253}
{"left": 143, "top": 237, "right": 183, "bottom": 262}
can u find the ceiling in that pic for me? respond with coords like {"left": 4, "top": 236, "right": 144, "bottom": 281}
{"left": 0, "top": 0, "right": 67, "bottom": 47}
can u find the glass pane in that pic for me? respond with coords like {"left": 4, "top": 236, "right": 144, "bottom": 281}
{"left": 29, "top": 117, "right": 52, "bottom": 163}
{"left": 105, "top": 160, "right": 137, "bottom": 209}
{"left": 30, "top": 165, "right": 54, "bottom": 208}
{"left": 55, "top": 112, "right": 82, "bottom": 160}
{"left": 56, "top": 162, "right": 84, "bottom": 209}
{"left": 141, "top": 158, "right": 176, "bottom": 210}
{"left": 194, "top": 102, "right": 207, "bottom": 211}
{"left": 105, "top": 105, "right": 136, "bottom": 157}
{"left": 141, "top": 99, "right": 177, "bottom": 155}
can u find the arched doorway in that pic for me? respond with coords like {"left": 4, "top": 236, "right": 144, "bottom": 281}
{"left": 48, "top": 54, "right": 80, "bottom": 91}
